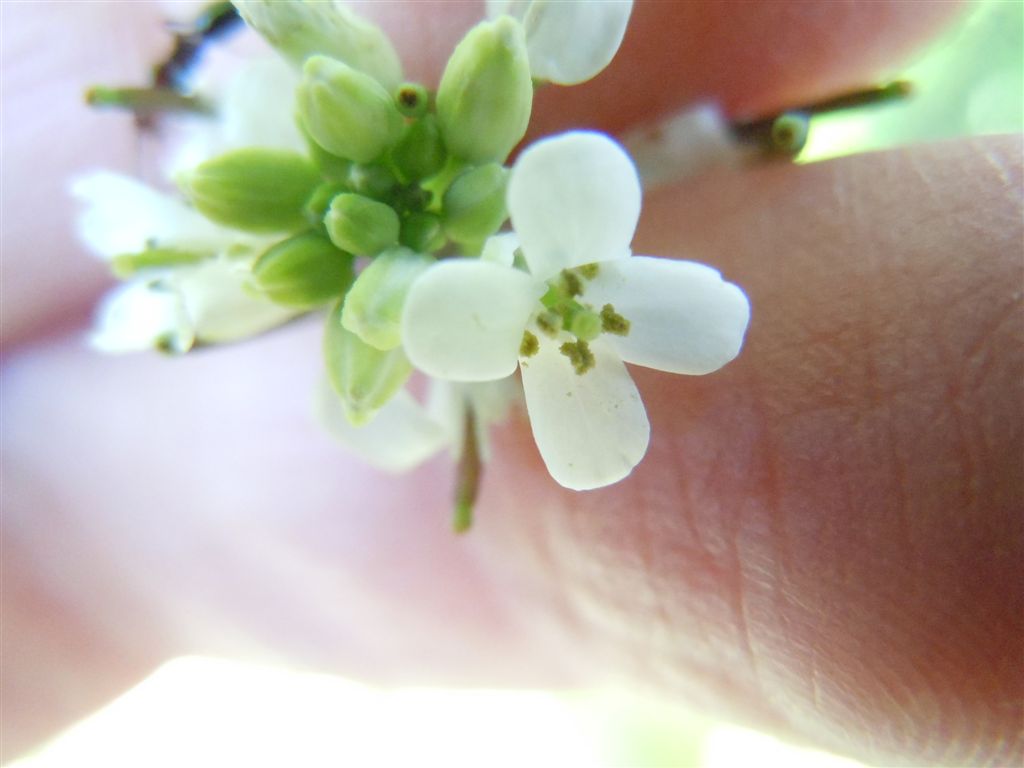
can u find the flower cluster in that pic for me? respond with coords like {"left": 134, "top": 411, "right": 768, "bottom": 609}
{"left": 77, "top": 0, "right": 750, "bottom": 529}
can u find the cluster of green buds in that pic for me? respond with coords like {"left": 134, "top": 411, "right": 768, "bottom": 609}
{"left": 176, "top": 15, "right": 533, "bottom": 423}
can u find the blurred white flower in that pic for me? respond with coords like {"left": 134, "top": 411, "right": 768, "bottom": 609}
{"left": 402, "top": 131, "right": 750, "bottom": 490}
{"left": 316, "top": 376, "right": 518, "bottom": 472}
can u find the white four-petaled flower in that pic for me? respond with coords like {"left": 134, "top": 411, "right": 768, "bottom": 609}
{"left": 402, "top": 131, "right": 750, "bottom": 490}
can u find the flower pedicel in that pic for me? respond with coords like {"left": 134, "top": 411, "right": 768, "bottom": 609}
{"left": 77, "top": 0, "right": 751, "bottom": 530}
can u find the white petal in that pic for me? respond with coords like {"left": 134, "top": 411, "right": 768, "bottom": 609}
{"left": 402, "top": 260, "right": 543, "bottom": 381}
{"left": 314, "top": 379, "right": 448, "bottom": 472}
{"left": 426, "top": 377, "right": 519, "bottom": 461}
{"left": 89, "top": 280, "right": 193, "bottom": 354}
{"left": 584, "top": 256, "right": 751, "bottom": 375}
{"left": 508, "top": 131, "right": 640, "bottom": 280}
{"left": 623, "top": 102, "right": 743, "bottom": 189}
{"left": 520, "top": 335, "right": 649, "bottom": 490}
{"left": 480, "top": 232, "right": 520, "bottom": 267}
{"left": 71, "top": 173, "right": 239, "bottom": 258}
{"left": 519, "top": 0, "right": 632, "bottom": 85}
{"left": 173, "top": 260, "right": 297, "bottom": 344}
{"left": 166, "top": 57, "right": 306, "bottom": 177}
{"left": 218, "top": 58, "right": 305, "bottom": 152}
{"left": 486, "top": 0, "right": 531, "bottom": 19}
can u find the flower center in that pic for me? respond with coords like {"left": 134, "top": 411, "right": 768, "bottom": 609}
{"left": 519, "top": 263, "right": 630, "bottom": 374}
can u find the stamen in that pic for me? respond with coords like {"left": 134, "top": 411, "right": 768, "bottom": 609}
{"left": 519, "top": 329, "right": 540, "bottom": 357}
{"left": 535, "top": 311, "right": 563, "bottom": 337}
{"left": 600, "top": 304, "right": 630, "bottom": 335}
{"left": 559, "top": 339, "right": 595, "bottom": 375}
{"left": 559, "top": 269, "right": 584, "bottom": 298}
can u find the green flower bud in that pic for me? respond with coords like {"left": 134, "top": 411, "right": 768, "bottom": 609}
{"left": 182, "top": 148, "right": 320, "bottom": 233}
{"left": 400, "top": 212, "right": 446, "bottom": 253}
{"left": 324, "top": 299, "right": 412, "bottom": 426}
{"left": 324, "top": 193, "right": 400, "bottom": 256}
{"left": 233, "top": 1, "right": 402, "bottom": 89}
{"left": 253, "top": 231, "right": 354, "bottom": 309}
{"left": 390, "top": 115, "right": 447, "bottom": 182}
{"left": 298, "top": 55, "right": 405, "bottom": 163}
{"left": 301, "top": 123, "right": 353, "bottom": 183}
{"left": 347, "top": 163, "right": 397, "bottom": 199}
{"left": 442, "top": 163, "right": 508, "bottom": 243}
{"left": 304, "top": 181, "right": 347, "bottom": 227}
{"left": 436, "top": 17, "right": 532, "bottom": 163}
{"left": 394, "top": 82, "right": 430, "bottom": 119}
{"left": 341, "top": 247, "right": 433, "bottom": 350}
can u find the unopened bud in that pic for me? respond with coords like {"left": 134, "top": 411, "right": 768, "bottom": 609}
{"left": 253, "top": 231, "right": 354, "bottom": 308}
{"left": 182, "top": 148, "right": 320, "bottom": 233}
{"left": 400, "top": 212, "right": 446, "bottom": 253}
{"left": 324, "top": 193, "right": 400, "bottom": 256}
{"left": 394, "top": 82, "right": 430, "bottom": 118}
{"left": 298, "top": 55, "right": 405, "bottom": 163}
{"left": 347, "top": 163, "right": 397, "bottom": 199}
{"left": 390, "top": 115, "right": 447, "bottom": 182}
{"left": 442, "top": 163, "right": 508, "bottom": 243}
{"left": 341, "top": 247, "right": 433, "bottom": 350}
{"left": 232, "top": 1, "right": 402, "bottom": 88}
{"left": 436, "top": 17, "right": 532, "bottom": 163}
{"left": 324, "top": 299, "right": 412, "bottom": 426}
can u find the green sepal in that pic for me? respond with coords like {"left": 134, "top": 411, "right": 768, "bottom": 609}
{"left": 390, "top": 115, "right": 446, "bottom": 182}
{"left": 341, "top": 247, "right": 433, "bottom": 350}
{"left": 181, "top": 148, "right": 320, "bottom": 233}
{"left": 253, "top": 231, "right": 354, "bottom": 309}
{"left": 324, "top": 298, "right": 413, "bottom": 426}
{"left": 111, "top": 247, "right": 207, "bottom": 278}
{"left": 324, "top": 193, "right": 400, "bottom": 256}
{"left": 436, "top": 17, "right": 532, "bottom": 164}
{"left": 442, "top": 163, "right": 508, "bottom": 244}
{"left": 298, "top": 55, "right": 405, "bottom": 164}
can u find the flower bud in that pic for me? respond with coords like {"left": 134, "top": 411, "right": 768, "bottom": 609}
{"left": 301, "top": 124, "right": 353, "bottom": 183}
{"left": 390, "top": 115, "right": 447, "bottom": 182}
{"left": 253, "top": 231, "right": 354, "bottom": 308}
{"left": 347, "top": 163, "right": 397, "bottom": 199}
{"left": 442, "top": 163, "right": 508, "bottom": 243}
{"left": 394, "top": 82, "right": 430, "bottom": 119}
{"left": 436, "top": 17, "right": 532, "bottom": 163}
{"left": 324, "top": 193, "right": 400, "bottom": 256}
{"left": 304, "top": 181, "right": 348, "bottom": 227}
{"left": 232, "top": 1, "right": 402, "bottom": 88}
{"left": 324, "top": 299, "right": 413, "bottom": 426}
{"left": 400, "top": 212, "right": 446, "bottom": 253}
{"left": 342, "top": 247, "right": 433, "bottom": 350}
{"left": 182, "top": 148, "right": 320, "bottom": 233}
{"left": 298, "top": 55, "right": 405, "bottom": 163}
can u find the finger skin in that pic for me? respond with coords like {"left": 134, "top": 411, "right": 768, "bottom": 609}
{"left": 3, "top": 136, "right": 1021, "bottom": 764}
{"left": 1, "top": 0, "right": 963, "bottom": 346}
{"left": 484, "top": 134, "right": 1024, "bottom": 765}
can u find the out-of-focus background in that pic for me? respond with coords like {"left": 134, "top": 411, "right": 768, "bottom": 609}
{"left": 6, "top": 1, "right": 1022, "bottom": 765}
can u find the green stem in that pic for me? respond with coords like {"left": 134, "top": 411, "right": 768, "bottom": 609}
{"left": 452, "top": 406, "right": 482, "bottom": 534}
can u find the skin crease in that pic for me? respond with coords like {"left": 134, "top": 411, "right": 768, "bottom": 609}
{"left": 2, "top": 1, "right": 1021, "bottom": 765}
